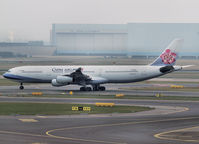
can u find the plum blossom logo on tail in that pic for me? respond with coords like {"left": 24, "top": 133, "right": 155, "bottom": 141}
{"left": 160, "top": 49, "right": 177, "bottom": 64}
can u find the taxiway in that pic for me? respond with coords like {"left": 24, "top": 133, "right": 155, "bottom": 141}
{"left": 0, "top": 84, "right": 199, "bottom": 144}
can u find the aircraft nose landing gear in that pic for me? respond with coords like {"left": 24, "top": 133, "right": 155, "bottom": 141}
{"left": 19, "top": 83, "right": 24, "bottom": 90}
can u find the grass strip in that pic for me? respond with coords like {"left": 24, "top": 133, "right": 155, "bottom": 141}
{"left": 0, "top": 102, "right": 153, "bottom": 115}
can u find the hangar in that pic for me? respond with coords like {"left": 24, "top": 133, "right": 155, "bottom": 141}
{"left": 51, "top": 23, "right": 199, "bottom": 57}
{"left": 51, "top": 24, "right": 128, "bottom": 56}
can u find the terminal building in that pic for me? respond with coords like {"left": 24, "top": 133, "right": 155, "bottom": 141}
{"left": 51, "top": 23, "right": 199, "bottom": 58}
{"left": 0, "top": 41, "right": 55, "bottom": 57}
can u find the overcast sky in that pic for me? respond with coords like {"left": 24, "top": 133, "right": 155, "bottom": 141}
{"left": 1, "top": 0, "right": 199, "bottom": 42}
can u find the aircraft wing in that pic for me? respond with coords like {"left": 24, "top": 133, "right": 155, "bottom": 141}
{"left": 65, "top": 67, "right": 91, "bottom": 86}
{"left": 66, "top": 67, "right": 107, "bottom": 86}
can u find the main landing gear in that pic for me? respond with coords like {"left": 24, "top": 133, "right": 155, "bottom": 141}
{"left": 93, "top": 85, "right": 106, "bottom": 91}
{"left": 80, "top": 87, "right": 92, "bottom": 91}
{"left": 19, "top": 83, "right": 24, "bottom": 90}
{"left": 79, "top": 85, "right": 106, "bottom": 91}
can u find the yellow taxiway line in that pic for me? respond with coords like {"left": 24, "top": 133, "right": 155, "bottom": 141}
{"left": 0, "top": 130, "right": 49, "bottom": 138}
{"left": 47, "top": 114, "right": 199, "bottom": 144}
{"left": 0, "top": 106, "right": 190, "bottom": 144}
{"left": 154, "top": 125, "right": 199, "bottom": 143}
{"left": 0, "top": 115, "right": 196, "bottom": 144}
{"left": 18, "top": 119, "right": 38, "bottom": 122}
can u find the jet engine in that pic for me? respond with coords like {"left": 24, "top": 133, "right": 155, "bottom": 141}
{"left": 51, "top": 76, "right": 73, "bottom": 87}
{"left": 51, "top": 79, "right": 65, "bottom": 87}
{"left": 56, "top": 75, "right": 73, "bottom": 84}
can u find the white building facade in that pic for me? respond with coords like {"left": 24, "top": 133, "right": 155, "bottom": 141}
{"left": 51, "top": 23, "right": 199, "bottom": 56}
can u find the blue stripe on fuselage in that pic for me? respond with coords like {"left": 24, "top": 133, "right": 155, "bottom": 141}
{"left": 3, "top": 73, "right": 50, "bottom": 83}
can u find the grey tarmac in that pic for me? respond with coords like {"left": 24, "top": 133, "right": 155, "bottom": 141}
{"left": 0, "top": 84, "right": 199, "bottom": 144}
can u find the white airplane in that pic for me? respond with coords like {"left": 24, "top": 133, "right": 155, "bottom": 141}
{"left": 3, "top": 39, "right": 185, "bottom": 91}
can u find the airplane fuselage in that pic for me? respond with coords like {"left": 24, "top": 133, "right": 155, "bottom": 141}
{"left": 4, "top": 65, "right": 164, "bottom": 84}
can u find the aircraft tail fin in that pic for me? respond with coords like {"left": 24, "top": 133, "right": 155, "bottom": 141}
{"left": 150, "top": 39, "right": 183, "bottom": 66}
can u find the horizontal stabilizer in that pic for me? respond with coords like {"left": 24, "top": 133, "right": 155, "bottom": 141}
{"left": 181, "top": 65, "right": 195, "bottom": 68}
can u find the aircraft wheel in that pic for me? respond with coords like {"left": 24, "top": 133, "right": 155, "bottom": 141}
{"left": 86, "top": 87, "right": 92, "bottom": 91}
{"left": 80, "top": 87, "right": 92, "bottom": 91}
{"left": 99, "top": 86, "right": 106, "bottom": 91}
{"left": 19, "top": 85, "right": 24, "bottom": 90}
{"left": 80, "top": 87, "right": 85, "bottom": 91}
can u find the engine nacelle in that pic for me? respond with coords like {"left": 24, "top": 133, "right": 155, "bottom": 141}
{"left": 56, "top": 75, "right": 73, "bottom": 84}
{"left": 52, "top": 76, "right": 73, "bottom": 87}
{"left": 51, "top": 79, "right": 65, "bottom": 87}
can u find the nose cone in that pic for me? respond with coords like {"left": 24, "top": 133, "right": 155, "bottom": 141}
{"left": 3, "top": 72, "right": 16, "bottom": 80}
{"left": 3, "top": 72, "right": 9, "bottom": 79}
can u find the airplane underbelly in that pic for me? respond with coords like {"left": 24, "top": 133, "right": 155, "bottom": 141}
{"left": 104, "top": 72, "right": 138, "bottom": 83}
